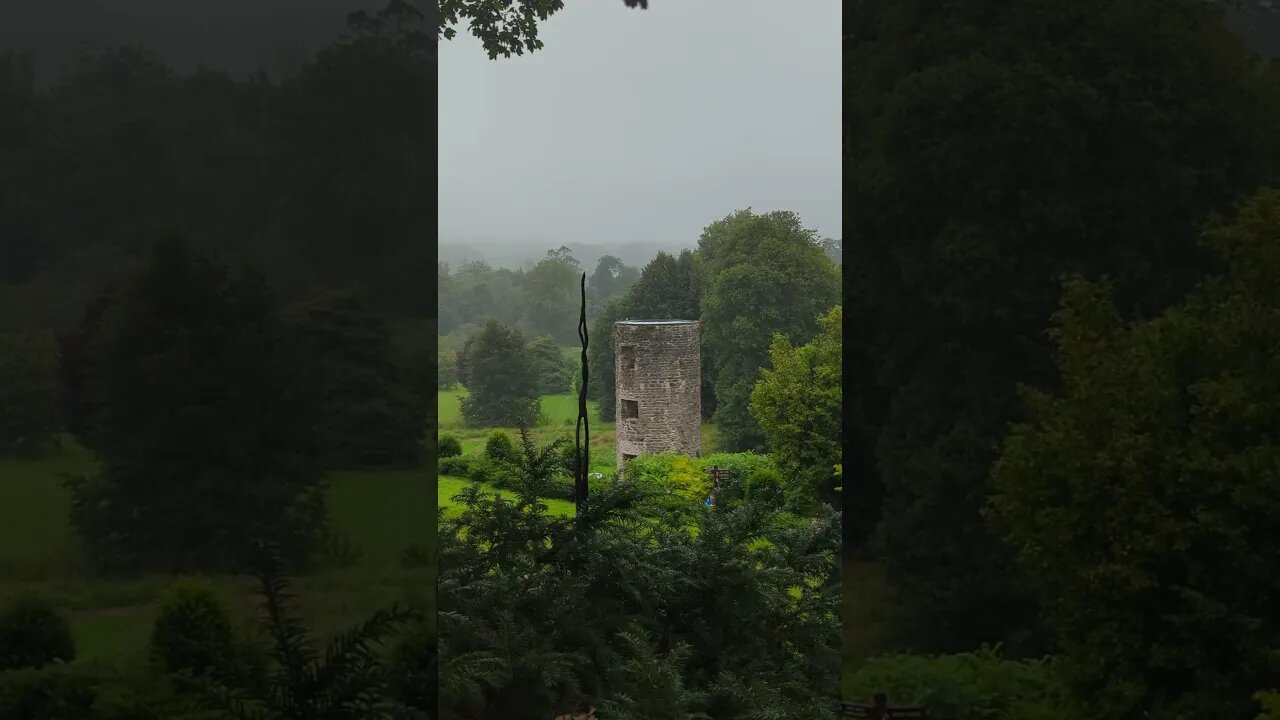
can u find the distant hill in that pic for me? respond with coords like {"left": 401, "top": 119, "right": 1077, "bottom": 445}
{"left": 439, "top": 240, "right": 696, "bottom": 273}
{"left": 0, "top": 0, "right": 386, "bottom": 83}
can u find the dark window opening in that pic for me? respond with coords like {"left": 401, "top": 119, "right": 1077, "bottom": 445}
{"left": 621, "top": 399, "right": 639, "bottom": 419}
{"left": 619, "top": 345, "right": 637, "bottom": 383}
{"left": 622, "top": 453, "right": 636, "bottom": 463}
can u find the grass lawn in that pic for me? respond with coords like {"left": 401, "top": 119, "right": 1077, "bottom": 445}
{"left": 438, "top": 390, "right": 619, "bottom": 475}
{"left": 0, "top": 440, "right": 432, "bottom": 667}
{"left": 842, "top": 557, "right": 900, "bottom": 698}
{"left": 438, "top": 475, "right": 576, "bottom": 518}
{"left": 438, "top": 389, "right": 719, "bottom": 473}
{"left": 436, "top": 388, "right": 722, "bottom": 523}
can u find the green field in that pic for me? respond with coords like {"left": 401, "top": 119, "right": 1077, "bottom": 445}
{"left": 842, "top": 557, "right": 899, "bottom": 697}
{"left": 436, "top": 387, "right": 720, "bottom": 522}
{"left": 436, "top": 389, "right": 609, "bottom": 516}
{"left": 0, "top": 441, "right": 432, "bottom": 667}
{"left": 437, "top": 388, "right": 719, "bottom": 474}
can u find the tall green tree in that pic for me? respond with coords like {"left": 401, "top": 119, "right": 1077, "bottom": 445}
{"left": 750, "top": 306, "right": 842, "bottom": 511}
{"left": 57, "top": 283, "right": 120, "bottom": 448}
{"left": 520, "top": 247, "right": 582, "bottom": 344}
{"left": 457, "top": 319, "right": 540, "bottom": 428}
{"left": 0, "top": 330, "right": 61, "bottom": 455}
{"left": 288, "top": 288, "right": 425, "bottom": 470}
{"left": 699, "top": 210, "right": 839, "bottom": 452}
{"left": 528, "top": 335, "right": 574, "bottom": 395}
{"left": 68, "top": 237, "right": 327, "bottom": 574}
{"left": 587, "top": 254, "right": 639, "bottom": 312}
{"left": 992, "top": 188, "right": 1280, "bottom": 720}
{"left": 587, "top": 296, "right": 628, "bottom": 422}
{"left": 848, "top": 0, "right": 1280, "bottom": 651}
{"left": 268, "top": 30, "right": 431, "bottom": 318}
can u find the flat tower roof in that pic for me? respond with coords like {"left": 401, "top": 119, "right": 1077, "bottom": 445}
{"left": 616, "top": 319, "right": 697, "bottom": 325}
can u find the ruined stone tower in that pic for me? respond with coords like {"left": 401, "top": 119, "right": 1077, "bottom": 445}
{"left": 614, "top": 320, "right": 701, "bottom": 472}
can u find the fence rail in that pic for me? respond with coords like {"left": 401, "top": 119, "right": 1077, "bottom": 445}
{"left": 841, "top": 693, "right": 930, "bottom": 719}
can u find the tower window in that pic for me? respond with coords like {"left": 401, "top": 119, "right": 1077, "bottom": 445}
{"left": 621, "top": 399, "right": 639, "bottom": 420}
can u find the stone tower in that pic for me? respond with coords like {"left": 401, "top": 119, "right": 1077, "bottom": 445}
{"left": 614, "top": 319, "right": 701, "bottom": 472}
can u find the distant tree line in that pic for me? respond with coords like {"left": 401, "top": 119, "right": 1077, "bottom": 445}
{"left": 437, "top": 247, "right": 641, "bottom": 344}
{"left": 0, "top": 0, "right": 431, "bottom": 334}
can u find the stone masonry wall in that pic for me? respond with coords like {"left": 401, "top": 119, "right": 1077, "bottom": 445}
{"left": 615, "top": 320, "right": 701, "bottom": 472}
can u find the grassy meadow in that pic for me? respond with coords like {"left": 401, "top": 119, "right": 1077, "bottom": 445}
{"left": 842, "top": 558, "right": 899, "bottom": 698}
{"left": 0, "top": 439, "right": 432, "bottom": 667}
{"left": 436, "top": 389, "right": 614, "bottom": 518}
{"left": 436, "top": 385, "right": 720, "bottom": 517}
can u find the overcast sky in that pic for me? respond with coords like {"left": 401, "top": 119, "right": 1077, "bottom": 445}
{"left": 438, "top": 1, "right": 842, "bottom": 249}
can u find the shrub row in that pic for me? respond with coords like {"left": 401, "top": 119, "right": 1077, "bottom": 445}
{"left": 0, "top": 583, "right": 426, "bottom": 718}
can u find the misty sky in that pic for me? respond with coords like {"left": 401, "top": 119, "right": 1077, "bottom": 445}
{"left": 438, "top": 1, "right": 842, "bottom": 250}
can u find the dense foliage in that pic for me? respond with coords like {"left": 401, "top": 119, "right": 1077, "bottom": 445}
{"left": 991, "top": 189, "right": 1280, "bottom": 720}
{"left": 698, "top": 210, "right": 840, "bottom": 452}
{"left": 456, "top": 319, "right": 541, "bottom": 428}
{"left": 66, "top": 238, "right": 329, "bottom": 574}
{"left": 288, "top": 289, "right": 426, "bottom": 470}
{"left": 0, "top": 596, "right": 74, "bottom": 672}
{"left": 147, "top": 581, "right": 235, "bottom": 679}
{"left": 847, "top": 0, "right": 1280, "bottom": 653}
{"left": 438, "top": 436, "right": 840, "bottom": 719}
{"left": 0, "top": 331, "right": 60, "bottom": 456}
{"left": 438, "top": 249, "right": 641, "bottom": 344}
{"left": 844, "top": 648, "right": 1065, "bottom": 720}
{"left": 0, "top": 6, "right": 431, "bottom": 334}
{"left": 750, "top": 305, "right": 842, "bottom": 511}
{"left": 528, "top": 336, "right": 574, "bottom": 395}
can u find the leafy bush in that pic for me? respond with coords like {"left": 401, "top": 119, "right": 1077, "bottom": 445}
{"left": 0, "top": 662, "right": 218, "bottom": 720}
{"left": 699, "top": 451, "right": 775, "bottom": 482}
{"left": 0, "top": 596, "right": 75, "bottom": 671}
{"left": 546, "top": 468, "right": 614, "bottom": 502}
{"left": 439, "top": 454, "right": 471, "bottom": 477}
{"left": 0, "top": 664, "right": 99, "bottom": 720}
{"left": 546, "top": 476, "right": 576, "bottom": 501}
{"left": 438, "top": 434, "right": 462, "bottom": 458}
{"left": 743, "top": 467, "right": 784, "bottom": 504}
{"left": 470, "top": 455, "right": 513, "bottom": 488}
{"left": 438, "top": 437, "right": 841, "bottom": 718}
{"left": 484, "top": 431, "right": 516, "bottom": 465}
{"left": 148, "top": 580, "right": 235, "bottom": 677}
{"left": 625, "top": 453, "right": 709, "bottom": 504}
{"left": 196, "top": 547, "right": 419, "bottom": 720}
{"left": 555, "top": 439, "right": 578, "bottom": 475}
{"left": 387, "top": 623, "right": 434, "bottom": 715}
{"left": 843, "top": 648, "right": 1067, "bottom": 720}
{"left": 400, "top": 544, "right": 431, "bottom": 569}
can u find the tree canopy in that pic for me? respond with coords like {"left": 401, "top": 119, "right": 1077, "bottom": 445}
{"left": 992, "top": 188, "right": 1280, "bottom": 720}
{"left": 847, "top": 0, "right": 1280, "bottom": 652}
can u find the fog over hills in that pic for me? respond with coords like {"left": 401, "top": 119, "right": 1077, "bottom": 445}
{"left": 439, "top": 239, "right": 696, "bottom": 272}
{"left": 0, "top": 0, "right": 382, "bottom": 82}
